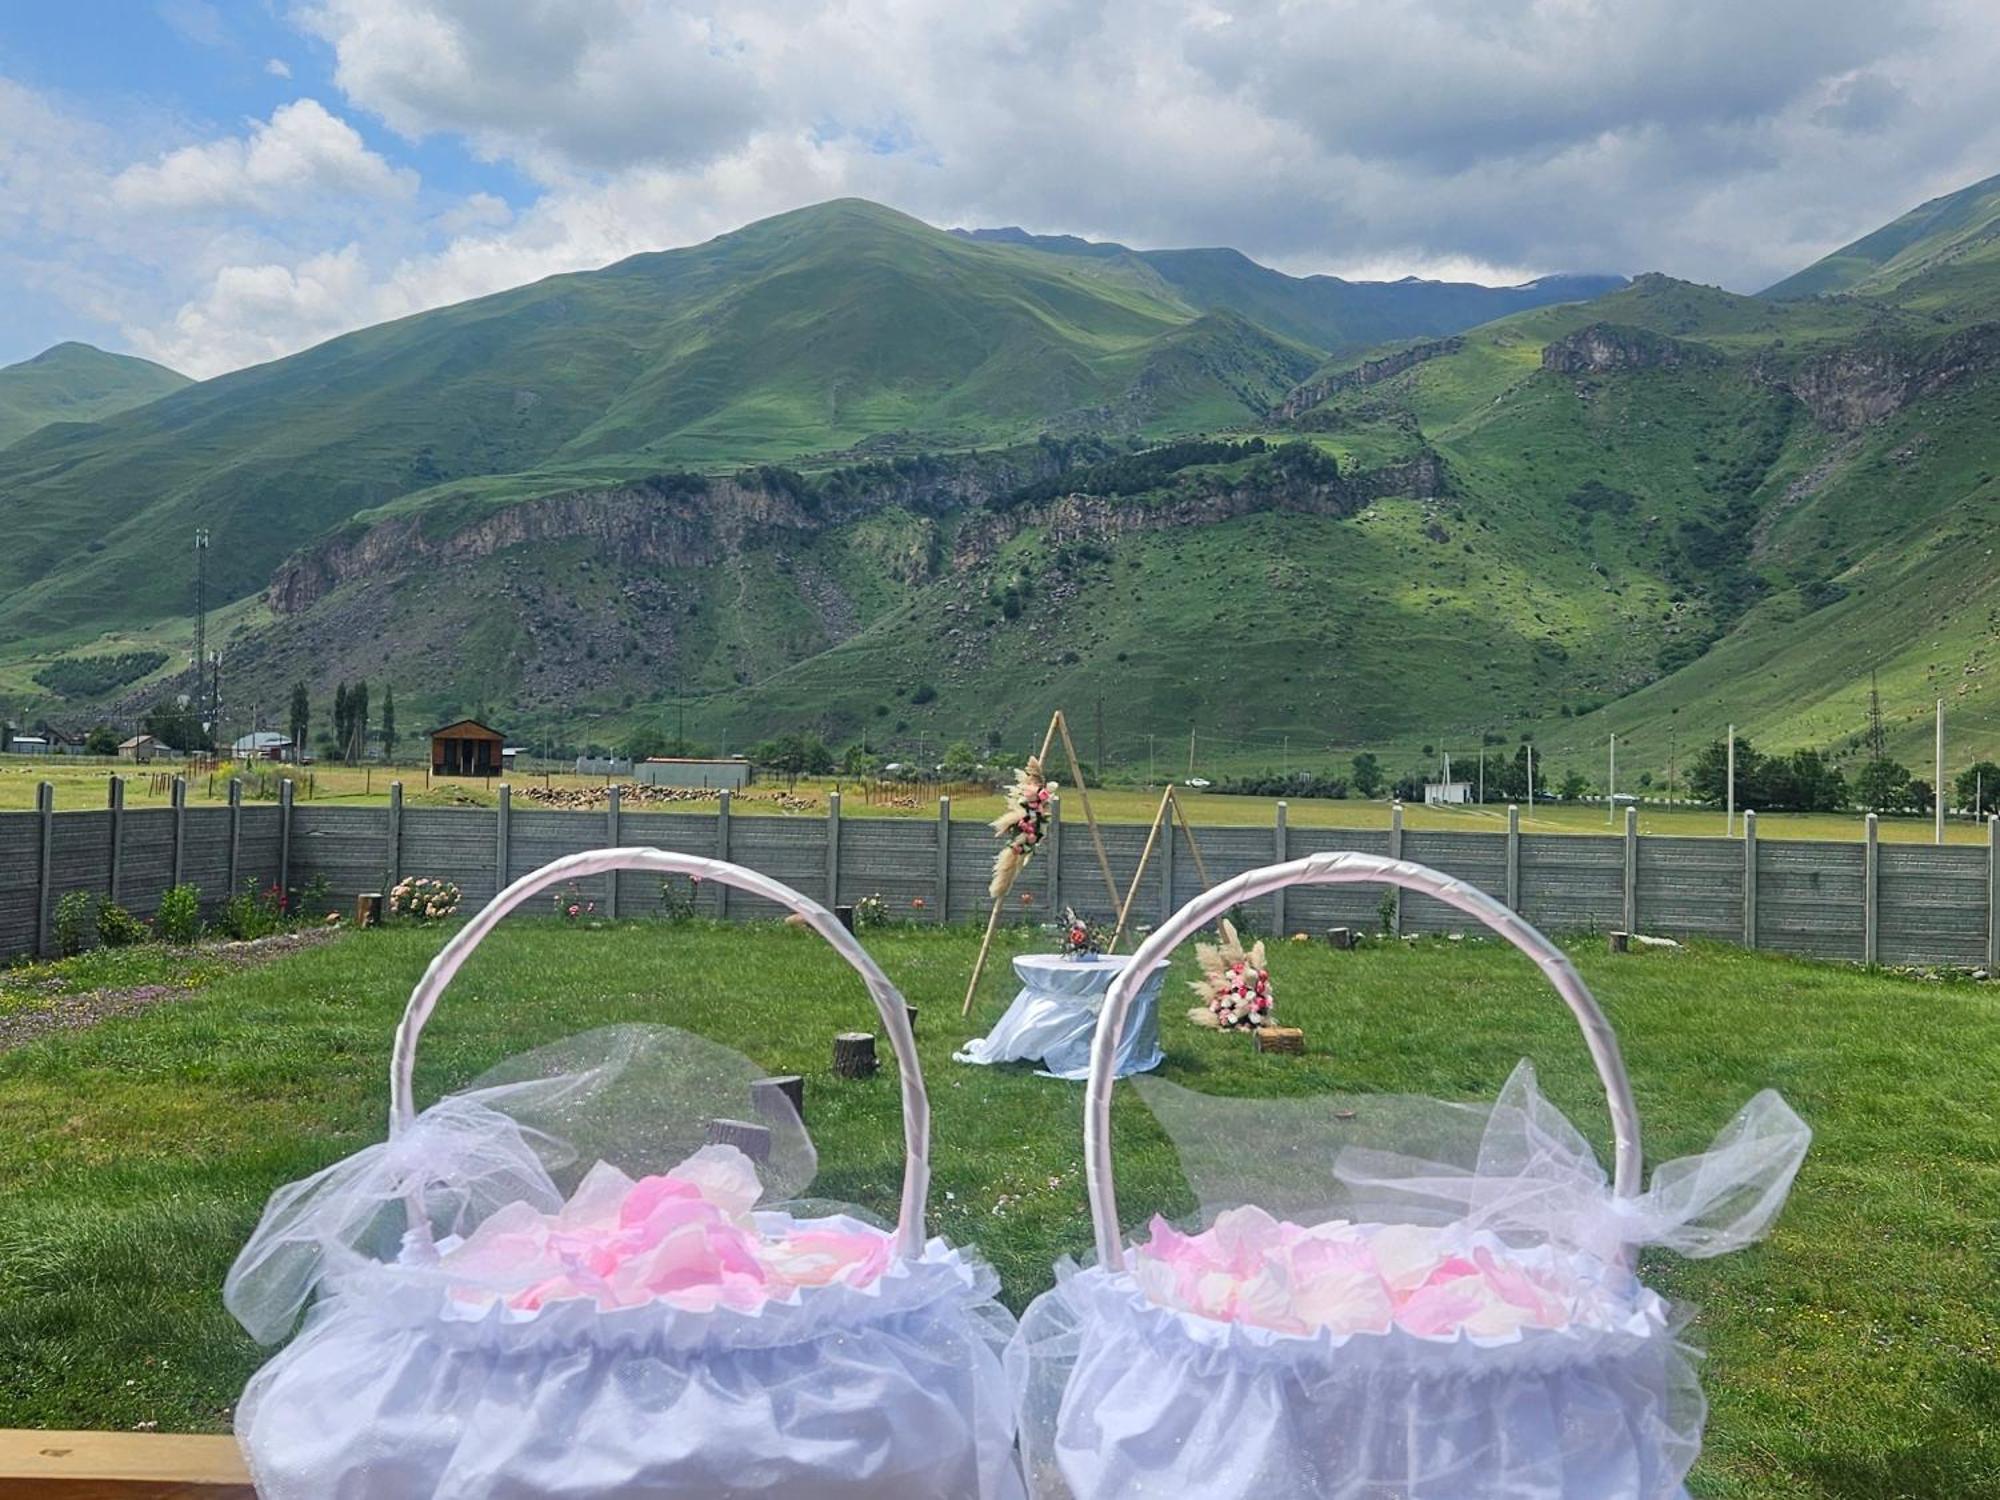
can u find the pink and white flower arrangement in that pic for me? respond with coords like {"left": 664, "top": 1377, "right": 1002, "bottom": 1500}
{"left": 436, "top": 1145, "right": 895, "bottom": 1316}
{"left": 389, "top": 876, "right": 461, "bottom": 924}
{"left": 989, "top": 755, "right": 1056, "bottom": 900}
{"left": 1130, "top": 1207, "right": 1594, "bottom": 1340}
{"left": 1187, "top": 920, "right": 1273, "bottom": 1029}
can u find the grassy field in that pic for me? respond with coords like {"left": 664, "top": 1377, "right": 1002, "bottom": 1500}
{"left": 0, "top": 922, "right": 1994, "bottom": 1497}
{"left": 3, "top": 755, "right": 1993, "bottom": 845}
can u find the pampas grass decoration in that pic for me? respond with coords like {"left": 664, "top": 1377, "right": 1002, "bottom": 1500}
{"left": 1187, "top": 920, "right": 1275, "bottom": 1030}
{"left": 989, "top": 755, "right": 1056, "bottom": 901}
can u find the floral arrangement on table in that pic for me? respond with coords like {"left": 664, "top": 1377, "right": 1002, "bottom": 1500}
{"left": 1129, "top": 1205, "right": 1614, "bottom": 1339}
{"left": 434, "top": 1144, "right": 894, "bottom": 1316}
{"left": 389, "top": 876, "right": 461, "bottom": 924}
{"left": 1187, "top": 919, "right": 1273, "bottom": 1029}
{"left": 989, "top": 754, "right": 1056, "bottom": 900}
{"left": 1060, "top": 905, "right": 1111, "bottom": 959}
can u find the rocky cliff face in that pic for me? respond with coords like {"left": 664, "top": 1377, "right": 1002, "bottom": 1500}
{"left": 1539, "top": 323, "right": 1714, "bottom": 375}
{"left": 1276, "top": 337, "right": 1463, "bottom": 421}
{"left": 1782, "top": 323, "right": 2000, "bottom": 431}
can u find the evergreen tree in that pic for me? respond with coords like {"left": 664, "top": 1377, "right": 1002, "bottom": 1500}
{"left": 1350, "top": 752, "right": 1383, "bottom": 798}
{"left": 289, "top": 682, "right": 310, "bottom": 761}
{"left": 332, "top": 683, "right": 349, "bottom": 762}
{"left": 1953, "top": 761, "right": 2000, "bottom": 817}
{"left": 381, "top": 685, "right": 397, "bottom": 761}
{"left": 348, "top": 680, "right": 369, "bottom": 762}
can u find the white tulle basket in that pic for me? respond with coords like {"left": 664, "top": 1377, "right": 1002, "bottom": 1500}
{"left": 1007, "top": 852, "right": 1810, "bottom": 1500}
{"left": 226, "top": 847, "right": 1025, "bottom": 1499}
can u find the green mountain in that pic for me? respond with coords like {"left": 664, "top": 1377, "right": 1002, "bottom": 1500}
{"left": 0, "top": 342, "right": 187, "bottom": 451}
{"left": 954, "top": 225, "right": 1626, "bottom": 351}
{"left": 6, "top": 187, "right": 1999, "bottom": 785}
{"left": 1762, "top": 170, "right": 2000, "bottom": 312}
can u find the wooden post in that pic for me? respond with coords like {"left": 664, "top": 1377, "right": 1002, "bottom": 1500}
{"left": 278, "top": 777, "right": 293, "bottom": 902}
{"left": 751, "top": 1074, "right": 806, "bottom": 1124}
{"left": 826, "top": 790, "right": 842, "bottom": 907}
{"left": 34, "top": 783, "right": 54, "bottom": 958}
{"left": 1388, "top": 801, "right": 1404, "bottom": 935}
{"left": 226, "top": 778, "right": 243, "bottom": 894}
{"left": 1505, "top": 804, "right": 1521, "bottom": 911}
{"left": 1111, "top": 786, "right": 1173, "bottom": 951}
{"left": 1046, "top": 793, "right": 1062, "bottom": 916}
{"left": 1864, "top": 813, "right": 1879, "bottom": 965}
{"left": 386, "top": 780, "right": 403, "bottom": 891}
{"left": 935, "top": 796, "right": 951, "bottom": 923}
{"left": 715, "top": 789, "right": 731, "bottom": 919}
{"left": 495, "top": 783, "right": 512, "bottom": 892}
{"left": 1622, "top": 805, "right": 1638, "bottom": 937}
{"left": 962, "top": 898, "right": 1008, "bottom": 1017}
{"left": 0, "top": 1426, "right": 254, "bottom": 1496}
{"left": 108, "top": 775, "right": 125, "bottom": 904}
{"left": 832, "top": 1031, "right": 878, "bottom": 1078}
{"left": 1273, "top": 801, "right": 1289, "bottom": 934}
{"left": 1742, "top": 810, "right": 1758, "bottom": 949}
{"left": 170, "top": 777, "right": 186, "bottom": 887}
{"left": 605, "top": 784, "right": 621, "bottom": 918}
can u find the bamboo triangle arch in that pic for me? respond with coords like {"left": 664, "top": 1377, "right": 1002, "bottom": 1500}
{"left": 1108, "top": 782, "right": 1212, "bottom": 952}
{"left": 961, "top": 710, "right": 1121, "bottom": 1016}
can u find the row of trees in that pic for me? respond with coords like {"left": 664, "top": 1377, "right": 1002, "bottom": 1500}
{"left": 1685, "top": 736, "right": 2000, "bottom": 815}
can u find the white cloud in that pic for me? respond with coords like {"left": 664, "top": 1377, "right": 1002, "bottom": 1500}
{"left": 111, "top": 99, "right": 414, "bottom": 213}
{"left": 129, "top": 245, "right": 378, "bottom": 374}
{"left": 266, "top": 58, "right": 293, "bottom": 79}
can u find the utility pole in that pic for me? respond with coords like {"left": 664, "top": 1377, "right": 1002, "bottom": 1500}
{"left": 1096, "top": 697, "right": 1105, "bottom": 774}
{"left": 1147, "top": 733, "right": 1155, "bottom": 785}
{"left": 1526, "top": 742, "right": 1535, "bottom": 811}
{"left": 1187, "top": 726, "right": 1196, "bottom": 779}
{"left": 192, "top": 528, "right": 209, "bottom": 733}
{"left": 1935, "top": 698, "right": 1945, "bottom": 845}
{"left": 1607, "top": 733, "right": 1616, "bottom": 825}
{"left": 1868, "top": 671, "right": 1885, "bottom": 761}
{"left": 1726, "top": 724, "right": 1736, "bottom": 837}
{"left": 1668, "top": 724, "right": 1678, "bottom": 808}
{"left": 1477, "top": 745, "right": 1484, "bottom": 805}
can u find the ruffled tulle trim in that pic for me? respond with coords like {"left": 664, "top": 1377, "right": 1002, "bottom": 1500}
{"left": 315, "top": 1226, "right": 1005, "bottom": 1356}
{"left": 1045, "top": 1247, "right": 1676, "bottom": 1380}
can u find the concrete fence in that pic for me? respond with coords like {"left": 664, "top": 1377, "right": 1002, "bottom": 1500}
{"left": 4, "top": 783, "right": 1998, "bottom": 970}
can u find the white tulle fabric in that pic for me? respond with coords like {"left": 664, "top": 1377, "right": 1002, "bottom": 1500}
{"left": 226, "top": 1027, "right": 1024, "bottom": 1499}
{"left": 1007, "top": 1062, "right": 1809, "bottom": 1499}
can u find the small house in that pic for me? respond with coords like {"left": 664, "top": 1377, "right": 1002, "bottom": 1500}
{"left": 636, "top": 756, "right": 753, "bottom": 790}
{"left": 430, "top": 719, "right": 505, "bottom": 777}
{"left": 1423, "top": 780, "right": 1472, "bottom": 806}
{"left": 232, "top": 731, "right": 293, "bottom": 761}
{"left": 5, "top": 735, "right": 48, "bottom": 755}
{"left": 118, "top": 734, "right": 160, "bottom": 763}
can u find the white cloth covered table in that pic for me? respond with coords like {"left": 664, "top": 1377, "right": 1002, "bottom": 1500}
{"left": 955, "top": 954, "right": 1166, "bottom": 1080}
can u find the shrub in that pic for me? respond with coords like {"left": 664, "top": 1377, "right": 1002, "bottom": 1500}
{"left": 854, "top": 892, "right": 889, "bottom": 929}
{"left": 554, "top": 882, "right": 598, "bottom": 922}
{"left": 218, "top": 880, "right": 288, "bottom": 941}
{"left": 54, "top": 891, "right": 97, "bottom": 956}
{"left": 95, "top": 900, "right": 148, "bottom": 947}
{"left": 659, "top": 876, "right": 699, "bottom": 922}
{"left": 156, "top": 884, "right": 202, "bottom": 944}
{"left": 390, "top": 876, "right": 461, "bottom": 924}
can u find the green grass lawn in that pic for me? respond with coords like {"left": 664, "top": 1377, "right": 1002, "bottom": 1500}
{"left": 0, "top": 923, "right": 1995, "bottom": 1497}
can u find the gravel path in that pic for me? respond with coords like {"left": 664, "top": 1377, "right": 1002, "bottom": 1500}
{"left": 0, "top": 930, "right": 338, "bottom": 1053}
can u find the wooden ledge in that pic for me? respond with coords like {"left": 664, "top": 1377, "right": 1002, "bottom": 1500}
{"left": 0, "top": 1429, "right": 252, "bottom": 1498}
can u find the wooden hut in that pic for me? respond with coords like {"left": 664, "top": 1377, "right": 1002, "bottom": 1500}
{"left": 429, "top": 719, "right": 505, "bottom": 777}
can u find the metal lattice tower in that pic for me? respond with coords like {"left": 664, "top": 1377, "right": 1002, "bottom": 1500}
{"left": 193, "top": 529, "right": 210, "bottom": 731}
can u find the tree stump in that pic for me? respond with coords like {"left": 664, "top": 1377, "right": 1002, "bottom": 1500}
{"left": 1254, "top": 1026, "right": 1306, "bottom": 1055}
{"left": 1326, "top": 926, "right": 1355, "bottom": 950}
{"left": 706, "top": 1117, "right": 774, "bottom": 1163}
{"left": 355, "top": 892, "right": 384, "bottom": 929}
{"left": 833, "top": 1032, "right": 879, "bottom": 1078}
{"left": 834, "top": 903, "right": 856, "bottom": 932}
{"left": 904, "top": 1003, "right": 920, "bottom": 1035}
{"left": 1608, "top": 930, "right": 1631, "bottom": 954}
{"left": 752, "top": 1074, "right": 806, "bottom": 1124}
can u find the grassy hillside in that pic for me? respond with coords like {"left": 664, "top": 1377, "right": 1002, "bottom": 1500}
{"left": 0, "top": 342, "right": 186, "bottom": 450}
{"left": 1762, "top": 170, "right": 2000, "bottom": 306}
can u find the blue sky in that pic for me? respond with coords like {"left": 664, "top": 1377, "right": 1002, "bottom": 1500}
{"left": 3, "top": 1, "right": 1996, "bottom": 378}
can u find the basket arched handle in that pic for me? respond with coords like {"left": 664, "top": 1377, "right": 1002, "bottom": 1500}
{"left": 390, "top": 847, "right": 929, "bottom": 1258}
{"left": 1086, "top": 852, "right": 1641, "bottom": 1270}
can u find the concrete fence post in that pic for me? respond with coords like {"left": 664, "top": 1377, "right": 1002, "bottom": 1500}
{"left": 1505, "top": 804, "right": 1521, "bottom": 911}
{"left": 1622, "top": 806, "right": 1638, "bottom": 937}
{"left": 1864, "top": 814, "right": 1880, "bottom": 965}
{"left": 1160, "top": 796, "right": 1178, "bottom": 924}
{"left": 715, "top": 791, "right": 731, "bottom": 919}
{"left": 1046, "top": 794, "right": 1062, "bottom": 915}
{"left": 278, "top": 778, "right": 293, "bottom": 900}
{"left": 227, "top": 779, "right": 243, "bottom": 894}
{"left": 495, "top": 783, "right": 512, "bottom": 894}
{"left": 935, "top": 797, "right": 951, "bottom": 923}
{"left": 385, "top": 781, "right": 403, "bottom": 892}
{"left": 1742, "top": 810, "right": 1758, "bottom": 949}
{"left": 1988, "top": 815, "right": 1998, "bottom": 970}
{"left": 108, "top": 776, "right": 125, "bottom": 904}
{"left": 605, "top": 784, "right": 621, "bottom": 918}
{"left": 826, "top": 791, "right": 841, "bottom": 906}
{"left": 170, "top": 777, "right": 187, "bottom": 888}
{"left": 34, "top": 782, "right": 54, "bottom": 958}
{"left": 1388, "top": 801, "right": 1404, "bottom": 936}
{"left": 1273, "top": 801, "right": 1289, "bottom": 934}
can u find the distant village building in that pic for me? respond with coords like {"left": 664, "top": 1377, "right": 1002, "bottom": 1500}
{"left": 635, "top": 756, "right": 753, "bottom": 790}
{"left": 119, "top": 734, "right": 160, "bottom": 763}
{"left": 5, "top": 735, "right": 49, "bottom": 755}
{"left": 231, "top": 731, "right": 293, "bottom": 761}
{"left": 1423, "top": 780, "right": 1472, "bottom": 806}
{"left": 429, "top": 718, "right": 505, "bottom": 777}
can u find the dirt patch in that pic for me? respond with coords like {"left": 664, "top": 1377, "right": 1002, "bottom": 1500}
{"left": 0, "top": 930, "right": 339, "bottom": 1053}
